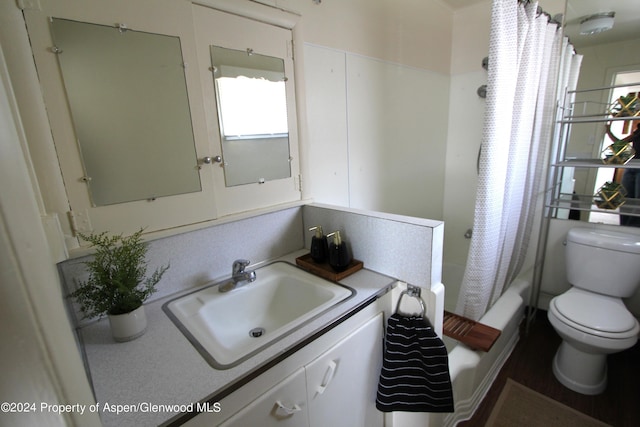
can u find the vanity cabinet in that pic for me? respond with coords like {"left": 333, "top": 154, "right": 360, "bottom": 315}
{"left": 305, "top": 313, "right": 383, "bottom": 427}
{"left": 219, "top": 368, "right": 308, "bottom": 427}
{"left": 184, "top": 311, "right": 384, "bottom": 427}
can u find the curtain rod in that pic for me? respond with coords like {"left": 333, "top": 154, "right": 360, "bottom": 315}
{"left": 518, "top": 0, "right": 562, "bottom": 26}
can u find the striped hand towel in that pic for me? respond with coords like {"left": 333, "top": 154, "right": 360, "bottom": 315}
{"left": 376, "top": 313, "right": 454, "bottom": 413}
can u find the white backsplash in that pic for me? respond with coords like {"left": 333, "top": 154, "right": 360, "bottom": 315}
{"left": 303, "top": 203, "right": 444, "bottom": 287}
{"left": 59, "top": 207, "right": 305, "bottom": 327}
{"left": 58, "top": 203, "right": 444, "bottom": 328}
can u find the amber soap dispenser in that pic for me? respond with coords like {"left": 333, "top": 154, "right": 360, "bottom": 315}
{"left": 309, "top": 226, "right": 329, "bottom": 263}
{"left": 327, "top": 231, "right": 351, "bottom": 272}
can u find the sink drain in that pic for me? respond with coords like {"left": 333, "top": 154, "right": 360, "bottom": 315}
{"left": 249, "top": 327, "right": 265, "bottom": 338}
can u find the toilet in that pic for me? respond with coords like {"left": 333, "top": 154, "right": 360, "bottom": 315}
{"left": 548, "top": 227, "right": 640, "bottom": 395}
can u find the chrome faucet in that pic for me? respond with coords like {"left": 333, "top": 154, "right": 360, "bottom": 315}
{"left": 219, "top": 259, "right": 256, "bottom": 292}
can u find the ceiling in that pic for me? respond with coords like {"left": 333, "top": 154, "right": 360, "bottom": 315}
{"left": 564, "top": 0, "right": 640, "bottom": 48}
{"left": 440, "top": 0, "right": 487, "bottom": 9}
{"left": 440, "top": 0, "right": 640, "bottom": 49}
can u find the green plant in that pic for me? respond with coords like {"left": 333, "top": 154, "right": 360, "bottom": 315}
{"left": 610, "top": 139, "right": 629, "bottom": 151}
{"left": 595, "top": 181, "right": 627, "bottom": 210}
{"left": 71, "top": 229, "right": 169, "bottom": 318}
{"left": 603, "top": 180, "right": 624, "bottom": 191}
{"left": 610, "top": 93, "right": 639, "bottom": 117}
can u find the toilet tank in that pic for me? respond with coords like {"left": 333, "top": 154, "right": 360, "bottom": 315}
{"left": 566, "top": 227, "right": 640, "bottom": 298}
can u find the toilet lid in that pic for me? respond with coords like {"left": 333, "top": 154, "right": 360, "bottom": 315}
{"left": 554, "top": 289, "right": 637, "bottom": 333}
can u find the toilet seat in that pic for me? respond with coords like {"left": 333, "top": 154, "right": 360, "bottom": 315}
{"left": 550, "top": 288, "right": 639, "bottom": 339}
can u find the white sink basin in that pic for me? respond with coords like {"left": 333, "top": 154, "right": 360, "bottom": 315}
{"left": 163, "top": 261, "right": 354, "bottom": 368}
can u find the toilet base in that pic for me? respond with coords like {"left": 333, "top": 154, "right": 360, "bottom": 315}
{"left": 552, "top": 341, "right": 607, "bottom": 395}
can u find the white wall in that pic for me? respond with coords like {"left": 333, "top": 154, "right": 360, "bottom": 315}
{"left": 303, "top": 45, "right": 449, "bottom": 219}
{"left": 279, "top": 0, "right": 453, "bottom": 74}
{"left": 302, "top": 45, "right": 350, "bottom": 206}
{"left": 443, "top": 1, "right": 492, "bottom": 266}
{"left": 296, "top": 0, "right": 454, "bottom": 220}
{"left": 0, "top": 41, "right": 100, "bottom": 426}
{"left": 347, "top": 55, "right": 449, "bottom": 218}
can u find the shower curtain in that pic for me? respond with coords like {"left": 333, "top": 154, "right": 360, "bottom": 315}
{"left": 456, "top": 0, "right": 581, "bottom": 320}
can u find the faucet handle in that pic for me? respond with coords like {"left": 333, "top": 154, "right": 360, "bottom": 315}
{"left": 232, "top": 259, "right": 250, "bottom": 274}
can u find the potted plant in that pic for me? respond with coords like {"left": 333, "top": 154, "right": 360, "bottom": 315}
{"left": 609, "top": 92, "right": 640, "bottom": 118}
{"left": 595, "top": 181, "right": 627, "bottom": 210}
{"left": 602, "top": 123, "right": 636, "bottom": 165}
{"left": 601, "top": 139, "right": 635, "bottom": 165}
{"left": 71, "top": 229, "right": 169, "bottom": 342}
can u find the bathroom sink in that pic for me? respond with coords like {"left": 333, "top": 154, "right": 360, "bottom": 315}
{"left": 163, "top": 261, "right": 354, "bottom": 369}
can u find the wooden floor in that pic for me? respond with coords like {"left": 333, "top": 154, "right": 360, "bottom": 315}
{"left": 458, "top": 310, "right": 640, "bottom": 427}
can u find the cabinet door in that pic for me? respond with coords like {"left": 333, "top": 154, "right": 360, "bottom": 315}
{"left": 192, "top": 5, "right": 301, "bottom": 217}
{"left": 219, "top": 367, "right": 309, "bottom": 427}
{"left": 23, "top": 0, "right": 218, "bottom": 240}
{"left": 305, "top": 313, "right": 384, "bottom": 427}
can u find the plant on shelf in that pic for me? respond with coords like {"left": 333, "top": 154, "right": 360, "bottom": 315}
{"left": 602, "top": 140, "right": 635, "bottom": 165}
{"left": 595, "top": 181, "right": 627, "bottom": 210}
{"left": 609, "top": 92, "right": 640, "bottom": 118}
{"left": 71, "top": 228, "right": 169, "bottom": 341}
{"left": 602, "top": 123, "right": 636, "bottom": 165}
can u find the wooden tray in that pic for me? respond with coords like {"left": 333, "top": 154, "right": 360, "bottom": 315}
{"left": 443, "top": 310, "right": 501, "bottom": 352}
{"left": 295, "top": 253, "right": 363, "bottom": 282}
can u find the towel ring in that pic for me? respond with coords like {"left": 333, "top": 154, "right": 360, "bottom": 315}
{"left": 395, "top": 284, "right": 426, "bottom": 317}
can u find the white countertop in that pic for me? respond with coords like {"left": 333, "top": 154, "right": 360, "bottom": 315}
{"left": 79, "top": 250, "right": 396, "bottom": 427}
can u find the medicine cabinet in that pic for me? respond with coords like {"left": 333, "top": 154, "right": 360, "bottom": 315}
{"left": 192, "top": 5, "right": 301, "bottom": 217}
{"left": 211, "top": 46, "right": 292, "bottom": 187}
{"left": 50, "top": 18, "right": 202, "bottom": 207}
{"left": 22, "top": 0, "right": 301, "bottom": 243}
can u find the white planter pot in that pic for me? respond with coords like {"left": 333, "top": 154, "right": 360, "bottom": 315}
{"left": 108, "top": 305, "right": 147, "bottom": 342}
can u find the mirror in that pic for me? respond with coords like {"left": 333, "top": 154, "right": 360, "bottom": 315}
{"left": 51, "top": 18, "right": 201, "bottom": 206}
{"left": 560, "top": 0, "right": 640, "bottom": 225}
{"left": 210, "top": 46, "right": 291, "bottom": 187}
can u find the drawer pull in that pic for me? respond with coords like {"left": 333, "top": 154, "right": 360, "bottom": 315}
{"left": 274, "top": 401, "right": 301, "bottom": 417}
{"left": 316, "top": 359, "right": 337, "bottom": 395}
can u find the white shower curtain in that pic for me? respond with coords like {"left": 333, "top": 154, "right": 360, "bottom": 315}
{"left": 456, "top": 0, "right": 579, "bottom": 321}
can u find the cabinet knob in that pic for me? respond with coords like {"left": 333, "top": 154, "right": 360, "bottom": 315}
{"left": 202, "top": 155, "right": 222, "bottom": 164}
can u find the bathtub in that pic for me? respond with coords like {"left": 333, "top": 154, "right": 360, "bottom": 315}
{"left": 441, "top": 263, "right": 531, "bottom": 426}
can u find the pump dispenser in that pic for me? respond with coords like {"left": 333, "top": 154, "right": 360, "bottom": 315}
{"left": 327, "top": 231, "right": 351, "bottom": 272}
{"left": 308, "top": 226, "right": 329, "bottom": 263}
